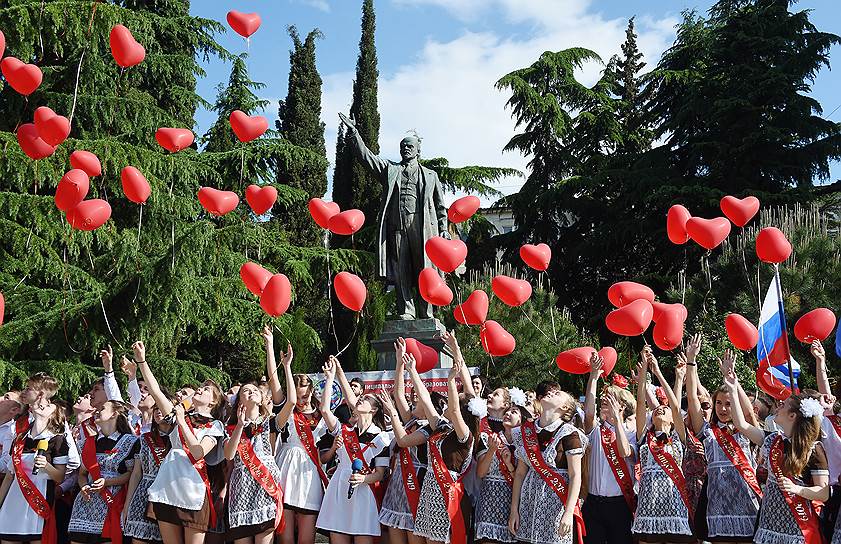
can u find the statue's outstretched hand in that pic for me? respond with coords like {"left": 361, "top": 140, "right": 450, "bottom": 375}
{"left": 338, "top": 112, "right": 357, "bottom": 132}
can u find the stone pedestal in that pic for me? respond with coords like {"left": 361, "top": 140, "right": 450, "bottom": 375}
{"left": 372, "top": 318, "right": 453, "bottom": 370}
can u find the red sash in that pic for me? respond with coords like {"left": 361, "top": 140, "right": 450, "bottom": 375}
{"left": 480, "top": 418, "right": 514, "bottom": 487}
{"left": 828, "top": 415, "right": 841, "bottom": 439}
{"left": 428, "top": 429, "right": 467, "bottom": 544}
{"left": 12, "top": 436, "right": 57, "bottom": 544}
{"left": 646, "top": 432, "right": 693, "bottom": 523}
{"left": 341, "top": 424, "right": 372, "bottom": 473}
{"left": 81, "top": 435, "right": 127, "bottom": 544}
{"left": 399, "top": 445, "right": 421, "bottom": 517}
{"left": 142, "top": 432, "right": 167, "bottom": 466}
{"left": 711, "top": 425, "right": 762, "bottom": 498}
{"left": 769, "top": 435, "right": 823, "bottom": 544}
{"left": 178, "top": 420, "right": 217, "bottom": 527}
{"left": 15, "top": 415, "right": 30, "bottom": 435}
{"left": 294, "top": 411, "right": 329, "bottom": 487}
{"left": 237, "top": 427, "right": 286, "bottom": 533}
{"left": 599, "top": 425, "right": 636, "bottom": 511}
{"left": 521, "top": 421, "right": 585, "bottom": 544}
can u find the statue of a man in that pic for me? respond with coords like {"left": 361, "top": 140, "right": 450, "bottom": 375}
{"left": 339, "top": 112, "right": 450, "bottom": 320}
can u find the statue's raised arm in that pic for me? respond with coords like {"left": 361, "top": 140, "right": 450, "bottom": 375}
{"left": 338, "top": 112, "right": 388, "bottom": 178}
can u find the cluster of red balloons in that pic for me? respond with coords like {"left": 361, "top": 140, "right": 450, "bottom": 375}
{"left": 307, "top": 198, "right": 364, "bottom": 236}
{"left": 240, "top": 262, "right": 291, "bottom": 317}
{"left": 603, "top": 281, "right": 689, "bottom": 351}
{"left": 51, "top": 151, "right": 111, "bottom": 231}
{"left": 197, "top": 184, "right": 278, "bottom": 217}
{"left": 556, "top": 346, "right": 617, "bottom": 376}
{"left": 666, "top": 195, "right": 761, "bottom": 251}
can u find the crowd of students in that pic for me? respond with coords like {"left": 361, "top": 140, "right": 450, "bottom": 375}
{"left": 0, "top": 325, "right": 838, "bottom": 544}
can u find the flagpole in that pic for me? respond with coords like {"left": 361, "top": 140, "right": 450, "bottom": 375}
{"left": 773, "top": 264, "right": 797, "bottom": 392}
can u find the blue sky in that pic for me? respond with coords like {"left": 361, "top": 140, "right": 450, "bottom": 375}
{"left": 190, "top": 0, "right": 841, "bottom": 202}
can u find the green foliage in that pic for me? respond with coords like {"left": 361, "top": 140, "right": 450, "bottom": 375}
{"left": 420, "top": 158, "right": 512, "bottom": 198}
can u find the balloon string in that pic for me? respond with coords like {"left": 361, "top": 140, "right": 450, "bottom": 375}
{"left": 323, "top": 229, "right": 339, "bottom": 351}
{"left": 273, "top": 323, "right": 291, "bottom": 347}
{"left": 137, "top": 204, "right": 143, "bottom": 248}
{"left": 240, "top": 147, "right": 245, "bottom": 188}
{"left": 335, "top": 313, "right": 360, "bottom": 357}
{"left": 519, "top": 305, "right": 554, "bottom": 343}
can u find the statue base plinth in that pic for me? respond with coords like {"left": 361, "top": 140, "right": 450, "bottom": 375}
{"left": 372, "top": 318, "right": 453, "bottom": 370}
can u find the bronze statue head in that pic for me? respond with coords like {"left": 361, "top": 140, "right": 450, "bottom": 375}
{"left": 400, "top": 135, "right": 420, "bottom": 162}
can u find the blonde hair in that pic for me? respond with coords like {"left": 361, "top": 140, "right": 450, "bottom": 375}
{"left": 605, "top": 385, "right": 635, "bottom": 420}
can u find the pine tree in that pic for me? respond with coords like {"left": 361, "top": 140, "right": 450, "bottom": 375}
{"left": 277, "top": 26, "right": 327, "bottom": 244}
{"left": 332, "top": 0, "right": 381, "bottom": 227}
{"left": 0, "top": 0, "right": 355, "bottom": 396}
{"left": 610, "top": 17, "right": 653, "bottom": 154}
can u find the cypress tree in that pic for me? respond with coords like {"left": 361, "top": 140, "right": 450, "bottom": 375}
{"left": 277, "top": 26, "right": 327, "bottom": 243}
{"left": 332, "top": 0, "right": 381, "bottom": 227}
{"left": 610, "top": 17, "right": 653, "bottom": 154}
{"left": 0, "top": 0, "right": 352, "bottom": 395}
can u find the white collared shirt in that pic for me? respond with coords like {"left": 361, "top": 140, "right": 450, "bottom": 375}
{"left": 587, "top": 421, "right": 638, "bottom": 497}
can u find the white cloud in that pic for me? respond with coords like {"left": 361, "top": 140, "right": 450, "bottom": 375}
{"left": 321, "top": 0, "right": 679, "bottom": 205}
{"left": 293, "top": 0, "right": 330, "bottom": 12}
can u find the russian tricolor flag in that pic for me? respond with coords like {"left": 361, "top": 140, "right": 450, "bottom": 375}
{"left": 757, "top": 276, "right": 799, "bottom": 391}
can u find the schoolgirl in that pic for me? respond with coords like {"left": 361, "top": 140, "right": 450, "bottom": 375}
{"left": 123, "top": 395, "right": 175, "bottom": 544}
{"left": 509, "top": 380, "right": 586, "bottom": 544}
{"left": 0, "top": 399, "right": 69, "bottom": 543}
{"left": 315, "top": 356, "right": 391, "bottom": 543}
{"left": 722, "top": 358, "right": 828, "bottom": 544}
{"left": 67, "top": 401, "right": 140, "bottom": 544}
{"left": 582, "top": 353, "right": 637, "bottom": 544}
{"left": 135, "top": 341, "right": 227, "bottom": 544}
{"left": 686, "top": 340, "right": 760, "bottom": 543}
{"left": 631, "top": 347, "right": 694, "bottom": 544}
{"left": 475, "top": 391, "right": 530, "bottom": 544}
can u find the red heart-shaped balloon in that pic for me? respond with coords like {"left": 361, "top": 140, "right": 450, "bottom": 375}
{"left": 686, "top": 217, "right": 732, "bottom": 250}
{"left": 653, "top": 310, "right": 684, "bottom": 351}
{"left": 599, "top": 347, "right": 617, "bottom": 377}
{"left": 260, "top": 274, "right": 292, "bottom": 317}
{"left": 418, "top": 268, "right": 453, "bottom": 306}
{"left": 605, "top": 299, "right": 653, "bottom": 337}
{"left": 308, "top": 198, "right": 341, "bottom": 229}
{"left": 1, "top": 57, "right": 42, "bottom": 96}
{"left": 555, "top": 347, "right": 595, "bottom": 374}
{"left": 667, "top": 204, "right": 692, "bottom": 245}
{"left": 109, "top": 25, "right": 145, "bottom": 68}
{"left": 720, "top": 195, "right": 760, "bottom": 228}
{"left": 55, "top": 169, "right": 90, "bottom": 211}
{"left": 404, "top": 338, "right": 438, "bottom": 373}
{"left": 69, "top": 150, "right": 102, "bottom": 177}
{"left": 198, "top": 187, "right": 239, "bottom": 216}
{"left": 447, "top": 195, "right": 480, "bottom": 224}
{"left": 34, "top": 106, "right": 70, "bottom": 147}
{"left": 227, "top": 11, "right": 262, "bottom": 38}
{"left": 230, "top": 110, "right": 269, "bottom": 143}
{"left": 608, "top": 281, "right": 655, "bottom": 308}
{"left": 245, "top": 184, "right": 278, "bottom": 215}
{"left": 652, "top": 302, "right": 688, "bottom": 323}
{"left": 0, "top": 31, "right": 5, "bottom": 60}
{"left": 121, "top": 166, "right": 151, "bottom": 204}
{"left": 755, "top": 227, "right": 792, "bottom": 264}
{"left": 16, "top": 123, "right": 55, "bottom": 160}
{"left": 725, "top": 313, "right": 758, "bottom": 351}
{"left": 334, "top": 272, "right": 367, "bottom": 312}
{"left": 66, "top": 199, "right": 112, "bottom": 231}
{"left": 425, "top": 237, "right": 467, "bottom": 273}
{"left": 519, "top": 243, "right": 551, "bottom": 272}
{"left": 155, "top": 128, "right": 194, "bottom": 153}
{"left": 453, "top": 289, "right": 488, "bottom": 325}
{"left": 491, "top": 275, "right": 532, "bottom": 307}
{"left": 794, "top": 308, "right": 836, "bottom": 344}
{"left": 240, "top": 262, "right": 272, "bottom": 297}
{"left": 480, "top": 320, "right": 516, "bottom": 357}
{"left": 328, "top": 209, "right": 365, "bottom": 236}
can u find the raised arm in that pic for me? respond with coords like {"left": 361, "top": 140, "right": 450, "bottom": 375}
{"left": 443, "top": 330, "right": 475, "bottom": 399}
{"left": 261, "top": 326, "right": 282, "bottom": 405}
{"left": 606, "top": 393, "right": 633, "bottom": 458}
{"left": 121, "top": 356, "right": 141, "bottom": 410}
{"left": 133, "top": 341, "right": 174, "bottom": 416}
{"left": 446, "top": 359, "right": 470, "bottom": 441}
{"left": 684, "top": 334, "right": 704, "bottom": 435}
{"left": 332, "top": 356, "right": 359, "bottom": 409}
{"left": 635, "top": 357, "right": 648, "bottom": 440}
{"left": 392, "top": 339, "right": 412, "bottom": 423}
{"left": 319, "top": 358, "right": 340, "bottom": 433}
{"left": 379, "top": 391, "right": 428, "bottom": 448}
{"left": 100, "top": 345, "right": 124, "bottom": 403}
{"left": 275, "top": 342, "right": 297, "bottom": 429}
{"left": 407, "top": 354, "right": 442, "bottom": 429}
{"left": 812, "top": 341, "right": 831, "bottom": 396}
{"left": 583, "top": 352, "right": 604, "bottom": 434}
{"left": 720, "top": 355, "right": 765, "bottom": 445}
{"left": 646, "top": 347, "right": 686, "bottom": 443}
{"left": 340, "top": 113, "right": 389, "bottom": 177}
